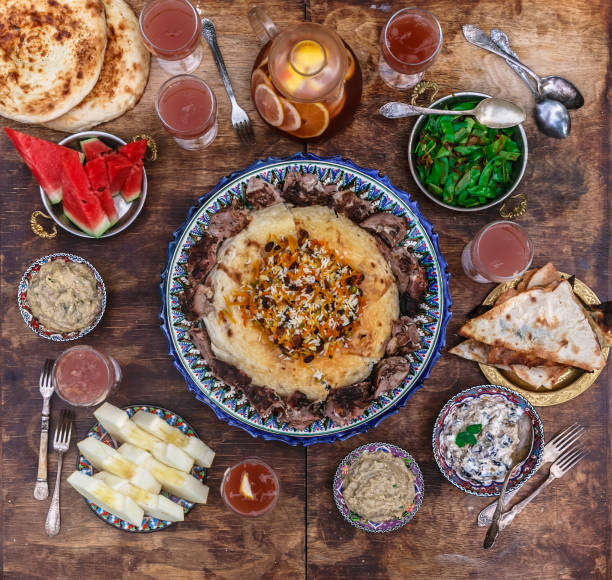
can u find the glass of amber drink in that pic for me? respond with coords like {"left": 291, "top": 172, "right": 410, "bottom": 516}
{"left": 379, "top": 7, "right": 443, "bottom": 89}
{"left": 139, "top": 0, "right": 203, "bottom": 75}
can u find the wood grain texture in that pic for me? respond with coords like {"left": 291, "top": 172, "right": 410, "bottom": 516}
{"left": 0, "top": 0, "right": 610, "bottom": 578}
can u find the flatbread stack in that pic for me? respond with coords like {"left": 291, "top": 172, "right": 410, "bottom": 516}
{"left": 0, "top": 0, "right": 149, "bottom": 131}
{"left": 450, "top": 263, "right": 610, "bottom": 389}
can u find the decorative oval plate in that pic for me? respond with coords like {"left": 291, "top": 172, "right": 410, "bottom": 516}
{"left": 333, "top": 442, "right": 424, "bottom": 533}
{"left": 18, "top": 252, "right": 106, "bottom": 341}
{"left": 432, "top": 385, "right": 544, "bottom": 496}
{"left": 160, "top": 153, "right": 451, "bottom": 445}
{"left": 478, "top": 273, "right": 609, "bottom": 406}
{"left": 77, "top": 405, "right": 207, "bottom": 533}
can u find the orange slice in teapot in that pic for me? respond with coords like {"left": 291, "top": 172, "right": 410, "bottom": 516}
{"left": 254, "top": 83, "right": 284, "bottom": 127}
{"left": 251, "top": 68, "right": 272, "bottom": 93}
{"left": 278, "top": 98, "right": 302, "bottom": 132}
{"left": 289, "top": 102, "right": 329, "bottom": 138}
{"left": 345, "top": 50, "right": 355, "bottom": 81}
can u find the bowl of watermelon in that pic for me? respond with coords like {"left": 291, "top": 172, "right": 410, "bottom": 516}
{"left": 5, "top": 128, "right": 147, "bottom": 239}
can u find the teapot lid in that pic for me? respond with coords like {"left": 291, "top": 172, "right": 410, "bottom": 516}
{"left": 268, "top": 22, "right": 348, "bottom": 103}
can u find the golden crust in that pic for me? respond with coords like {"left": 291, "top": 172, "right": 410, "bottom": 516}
{"left": 0, "top": 0, "right": 107, "bottom": 124}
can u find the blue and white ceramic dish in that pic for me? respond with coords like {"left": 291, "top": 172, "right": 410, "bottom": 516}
{"left": 18, "top": 252, "right": 106, "bottom": 341}
{"left": 77, "top": 405, "right": 207, "bottom": 533}
{"left": 333, "top": 442, "right": 424, "bottom": 533}
{"left": 432, "top": 385, "right": 544, "bottom": 496}
{"left": 160, "top": 153, "right": 452, "bottom": 445}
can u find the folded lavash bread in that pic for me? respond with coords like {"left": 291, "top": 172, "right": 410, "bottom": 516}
{"left": 45, "top": 0, "right": 150, "bottom": 132}
{"left": 0, "top": 0, "right": 107, "bottom": 124}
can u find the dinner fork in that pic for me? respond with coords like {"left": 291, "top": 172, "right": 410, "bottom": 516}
{"left": 34, "top": 359, "right": 55, "bottom": 500}
{"left": 477, "top": 423, "right": 585, "bottom": 526}
{"left": 498, "top": 444, "right": 588, "bottom": 530}
{"left": 45, "top": 409, "right": 74, "bottom": 537}
{"left": 199, "top": 17, "right": 255, "bottom": 145}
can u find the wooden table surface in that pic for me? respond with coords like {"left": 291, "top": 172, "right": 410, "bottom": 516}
{"left": 1, "top": 1, "right": 610, "bottom": 578}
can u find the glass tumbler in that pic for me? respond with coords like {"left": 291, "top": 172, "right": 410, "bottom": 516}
{"left": 379, "top": 7, "right": 442, "bottom": 89}
{"left": 156, "top": 74, "right": 218, "bottom": 151}
{"left": 139, "top": 0, "right": 203, "bottom": 75}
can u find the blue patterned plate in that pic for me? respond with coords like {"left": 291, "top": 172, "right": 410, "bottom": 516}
{"left": 333, "top": 442, "right": 424, "bottom": 533}
{"left": 76, "top": 405, "right": 207, "bottom": 532}
{"left": 160, "top": 153, "right": 451, "bottom": 445}
{"left": 432, "top": 385, "right": 544, "bottom": 496}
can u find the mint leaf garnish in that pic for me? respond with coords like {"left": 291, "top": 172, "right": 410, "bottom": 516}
{"left": 455, "top": 424, "right": 482, "bottom": 447}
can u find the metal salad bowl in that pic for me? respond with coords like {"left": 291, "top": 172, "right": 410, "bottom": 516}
{"left": 407, "top": 92, "right": 528, "bottom": 213}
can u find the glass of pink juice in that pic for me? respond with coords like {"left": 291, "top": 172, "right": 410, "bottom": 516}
{"left": 461, "top": 221, "right": 534, "bottom": 283}
{"left": 53, "top": 345, "right": 121, "bottom": 407}
{"left": 156, "top": 74, "right": 218, "bottom": 150}
{"left": 139, "top": 0, "right": 203, "bottom": 75}
{"left": 379, "top": 7, "right": 442, "bottom": 89}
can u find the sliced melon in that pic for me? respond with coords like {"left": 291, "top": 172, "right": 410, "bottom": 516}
{"left": 85, "top": 157, "right": 117, "bottom": 225}
{"left": 118, "top": 139, "right": 147, "bottom": 164}
{"left": 67, "top": 471, "right": 144, "bottom": 527}
{"left": 105, "top": 153, "right": 133, "bottom": 196}
{"left": 94, "top": 403, "right": 160, "bottom": 451}
{"left": 120, "top": 164, "right": 143, "bottom": 203}
{"left": 80, "top": 137, "right": 112, "bottom": 161}
{"left": 151, "top": 441, "right": 194, "bottom": 473}
{"left": 93, "top": 472, "right": 184, "bottom": 522}
{"left": 118, "top": 443, "right": 209, "bottom": 504}
{"left": 132, "top": 410, "right": 215, "bottom": 468}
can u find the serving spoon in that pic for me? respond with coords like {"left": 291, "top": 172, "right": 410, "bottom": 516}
{"left": 379, "top": 97, "right": 526, "bottom": 129}
{"left": 490, "top": 29, "right": 571, "bottom": 139}
{"left": 483, "top": 415, "right": 534, "bottom": 549}
{"left": 462, "top": 25, "right": 584, "bottom": 110}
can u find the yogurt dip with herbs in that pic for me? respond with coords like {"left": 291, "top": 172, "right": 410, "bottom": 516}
{"left": 342, "top": 450, "right": 416, "bottom": 522}
{"left": 27, "top": 260, "right": 102, "bottom": 333}
{"left": 440, "top": 395, "right": 524, "bottom": 485}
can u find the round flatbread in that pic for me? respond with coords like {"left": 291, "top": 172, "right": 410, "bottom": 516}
{"left": 45, "top": 0, "right": 150, "bottom": 132}
{"left": 203, "top": 204, "right": 399, "bottom": 402}
{"left": 0, "top": 0, "right": 107, "bottom": 124}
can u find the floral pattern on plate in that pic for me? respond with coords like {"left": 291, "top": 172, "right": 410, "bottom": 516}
{"left": 333, "top": 442, "right": 424, "bottom": 533}
{"left": 18, "top": 253, "right": 106, "bottom": 341}
{"left": 160, "top": 153, "right": 452, "bottom": 445}
{"left": 77, "top": 405, "right": 207, "bottom": 533}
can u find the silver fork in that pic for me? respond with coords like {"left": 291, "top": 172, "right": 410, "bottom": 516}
{"left": 199, "top": 17, "right": 255, "bottom": 145}
{"left": 478, "top": 423, "right": 585, "bottom": 526}
{"left": 45, "top": 409, "right": 74, "bottom": 537}
{"left": 34, "top": 359, "right": 55, "bottom": 500}
{"left": 498, "top": 445, "right": 588, "bottom": 530}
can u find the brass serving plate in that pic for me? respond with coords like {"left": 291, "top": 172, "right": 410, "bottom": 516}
{"left": 478, "top": 273, "right": 609, "bottom": 406}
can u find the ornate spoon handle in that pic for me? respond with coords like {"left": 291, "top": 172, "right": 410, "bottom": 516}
{"left": 498, "top": 473, "right": 557, "bottom": 530}
{"left": 490, "top": 29, "right": 538, "bottom": 97}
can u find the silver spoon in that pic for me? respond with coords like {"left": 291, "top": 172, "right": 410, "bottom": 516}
{"left": 490, "top": 29, "right": 571, "bottom": 139}
{"left": 462, "top": 25, "right": 584, "bottom": 109}
{"left": 483, "top": 415, "right": 534, "bottom": 549}
{"left": 379, "top": 97, "right": 525, "bottom": 129}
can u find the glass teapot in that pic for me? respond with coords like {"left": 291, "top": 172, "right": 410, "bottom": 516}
{"left": 248, "top": 7, "right": 362, "bottom": 141}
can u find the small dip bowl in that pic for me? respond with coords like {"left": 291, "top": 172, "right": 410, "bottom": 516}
{"left": 432, "top": 384, "right": 544, "bottom": 496}
{"left": 18, "top": 253, "right": 106, "bottom": 341}
{"left": 40, "top": 130, "right": 148, "bottom": 239}
{"left": 407, "top": 92, "right": 528, "bottom": 212}
{"left": 333, "top": 442, "right": 424, "bottom": 533}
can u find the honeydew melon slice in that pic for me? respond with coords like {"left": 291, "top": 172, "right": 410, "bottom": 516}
{"left": 94, "top": 403, "right": 160, "bottom": 451}
{"left": 151, "top": 441, "right": 194, "bottom": 473}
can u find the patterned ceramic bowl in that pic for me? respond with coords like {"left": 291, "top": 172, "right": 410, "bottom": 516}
{"left": 76, "top": 404, "right": 207, "bottom": 533}
{"left": 18, "top": 253, "right": 106, "bottom": 341}
{"left": 432, "top": 385, "right": 544, "bottom": 496}
{"left": 333, "top": 442, "right": 424, "bottom": 533}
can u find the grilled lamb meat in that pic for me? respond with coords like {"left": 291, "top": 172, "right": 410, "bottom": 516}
{"left": 387, "top": 247, "right": 427, "bottom": 303}
{"left": 331, "top": 189, "right": 376, "bottom": 222}
{"left": 279, "top": 391, "right": 324, "bottom": 428}
{"left": 180, "top": 282, "right": 214, "bottom": 321}
{"left": 187, "top": 235, "right": 221, "bottom": 283}
{"left": 324, "top": 382, "right": 373, "bottom": 426}
{"left": 282, "top": 170, "right": 331, "bottom": 206}
{"left": 360, "top": 212, "right": 408, "bottom": 247}
{"left": 385, "top": 316, "right": 421, "bottom": 356}
{"left": 207, "top": 205, "right": 250, "bottom": 240}
{"left": 245, "top": 177, "right": 284, "bottom": 209}
{"left": 373, "top": 356, "right": 411, "bottom": 397}
{"left": 242, "top": 384, "right": 285, "bottom": 418}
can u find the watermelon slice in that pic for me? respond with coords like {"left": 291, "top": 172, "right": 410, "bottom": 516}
{"left": 85, "top": 157, "right": 118, "bottom": 225}
{"left": 4, "top": 127, "right": 81, "bottom": 204}
{"left": 118, "top": 139, "right": 147, "bottom": 164}
{"left": 105, "top": 153, "right": 133, "bottom": 196}
{"left": 120, "top": 165, "right": 143, "bottom": 203}
{"left": 81, "top": 137, "right": 112, "bottom": 162}
{"left": 62, "top": 153, "right": 110, "bottom": 238}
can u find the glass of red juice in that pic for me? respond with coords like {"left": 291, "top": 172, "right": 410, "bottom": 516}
{"left": 379, "top": 7, "right": 442, "bottom": 89}
{"left": 221, "top": 458, "right": 280, "bottom": 517}
{"left": 156, "top": 74, "right": 218, "bottom": 150}
{"left": 139, "top": 0, "right": 203, "bottom": 75}
{"left": 461, "top": 221, "right": 534, "bottom": 283}
{"left": 52, "top": 345, "right": 122, "bottom": 407}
